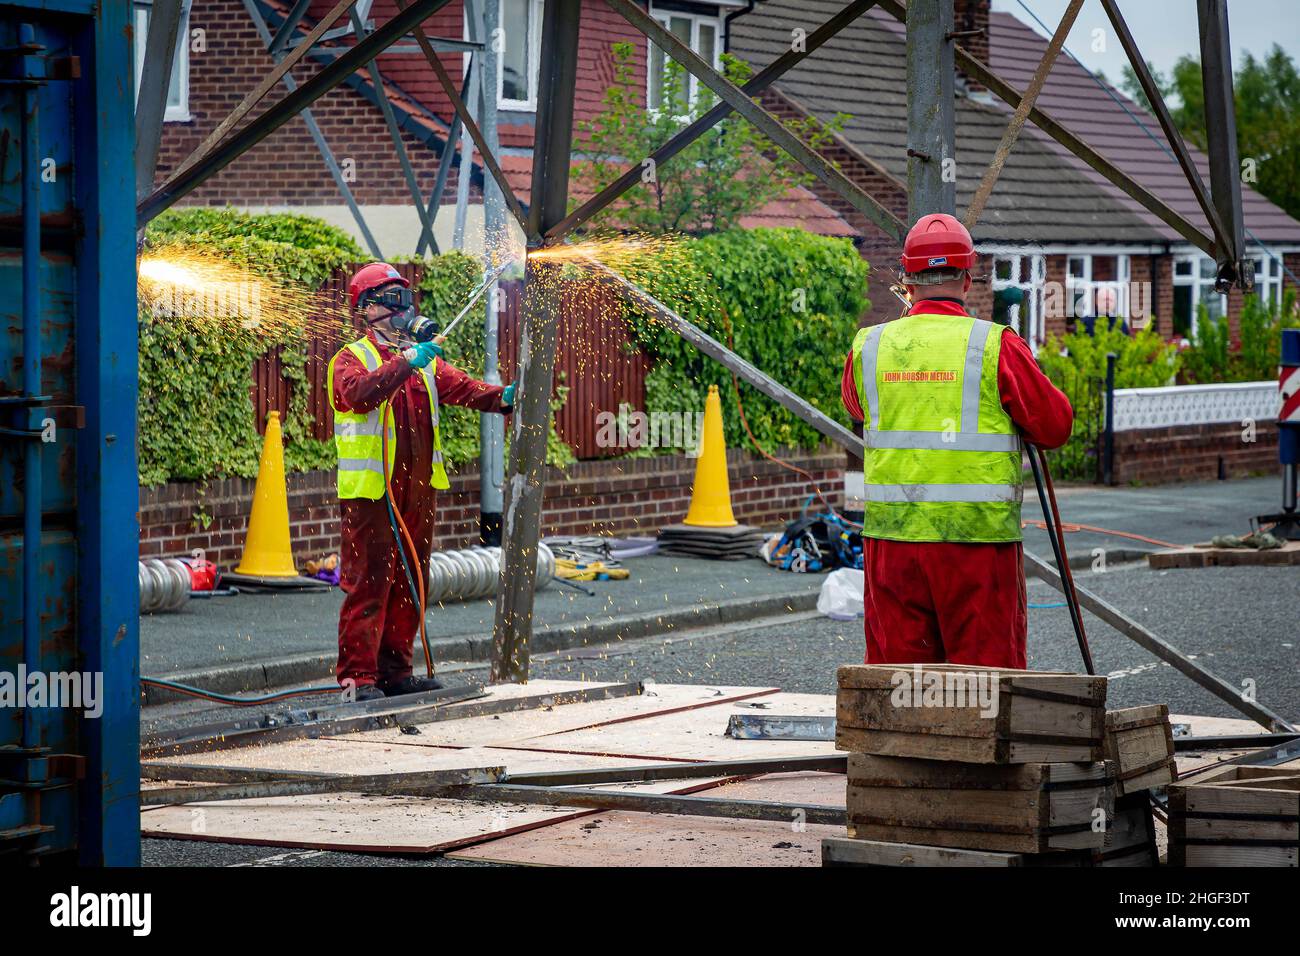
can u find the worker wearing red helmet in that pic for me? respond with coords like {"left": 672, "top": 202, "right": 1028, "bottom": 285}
{"left": 329, "top": 262, "right": 515, "bottom": 700}
{"left": 840, "top": 214, "right": 1073, "bottom": 668}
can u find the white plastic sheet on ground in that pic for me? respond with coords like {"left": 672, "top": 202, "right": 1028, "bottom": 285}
{"left": 817, "top": 568, "right": 864, "bottom": 620}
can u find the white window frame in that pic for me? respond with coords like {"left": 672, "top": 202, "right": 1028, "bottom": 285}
{"left": 1172, "top": 253, "right": 1228, "bottom": 338}
{"left": 991, "top": 253, "right": 1046, "bottom": 344}
{"left": 133, "top": 0, "right": 191, "bottom": 123}
{"left": 486, "top": 0, "right": 544, "bottom": 112}
{"left": 646, "top": 3, "right": 724, "bottom": 116}
{"left": 1249, "top": 253, "right": 1285, "bottom": 309}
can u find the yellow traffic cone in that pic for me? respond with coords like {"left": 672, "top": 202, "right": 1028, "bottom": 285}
{"left": 683, "top": 385, "right": 738, "bottom": 528}
{"left": 234, "top": 411, "right": 299, "bottom": 577}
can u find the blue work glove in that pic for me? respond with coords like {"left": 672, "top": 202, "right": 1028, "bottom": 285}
{"left": 501, "top": 383, "right": 517, "bottom": 408}
{"left": 403, "top": 340, "right": 444, "bottom": 370}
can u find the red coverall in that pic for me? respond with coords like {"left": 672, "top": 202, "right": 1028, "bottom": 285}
{"left": 331, "top": 332, "right": 508, "bottom": 689}
{"left": 840, "top": 299, "right": 1073, "bottom": 668}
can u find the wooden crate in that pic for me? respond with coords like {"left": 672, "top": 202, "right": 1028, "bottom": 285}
{"left": 821, "top": 836, "right": 1093, "bottom": 867}
{"left": 1096, "top": 792, "right": 1158, "bottom": 867}
{"left": 836, "top": 663, "right": 1107, "bottom": 764}
{"left": 844, "top": 752, "right": 1113, "bottom": 854}
{"left": 1105, "top": 705, "right": 1176, "bottom": 795}
{"left": 1167, "top": 765, "right": 1300, "bottom": 867}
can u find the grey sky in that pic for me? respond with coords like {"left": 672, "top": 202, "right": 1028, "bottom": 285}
{"left": 992, "top": 0, "right": 1300, "bottom": 83}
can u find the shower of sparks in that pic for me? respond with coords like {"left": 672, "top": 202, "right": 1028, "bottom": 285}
{"left": 138, "top": 245, "right": 350, "bottom": 338}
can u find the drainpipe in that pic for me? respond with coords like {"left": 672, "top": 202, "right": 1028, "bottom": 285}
{"left": 723, "top": 0, "right": 756, "bottom": 54}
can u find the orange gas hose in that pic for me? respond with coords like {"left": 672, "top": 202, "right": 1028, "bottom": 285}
{"left": 381, "top": 411, "right": 435, "bottom": 678}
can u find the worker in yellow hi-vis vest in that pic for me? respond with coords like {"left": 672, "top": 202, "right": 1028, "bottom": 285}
{"left": 840, "top": 215, "right": 1073, "bottom": 668}
{"left": 330, "top": 263, "right": 514, "bottom": 701}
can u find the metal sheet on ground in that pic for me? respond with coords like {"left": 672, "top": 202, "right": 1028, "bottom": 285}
{"left": 144, "top": 741, "right": 668, "bottom": 776}
{"left": 448, "top": 771, "right": 846, "bottom": 866}
{"left": 498, "top": 692, "right": 838, "bottom": 761}
{"left": 140, "top": 758, "right": 727, "bottom": 853}
{"left": 338, "top": 682, "right": 780, "bottom": 748}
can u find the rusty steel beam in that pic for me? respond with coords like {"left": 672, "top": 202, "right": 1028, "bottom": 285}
{"left": 1100, "top": 0, "right": 1231, "bottom": 258}
{"left": 138, "top": 0, "right": 454, "bottom": 225}
{"left": 395, "top": 0, "right": 533, "bottom": 239}
{"left": 490, "top": 0, "right": 583, "bottom": 683}
{"left": 168, "top": 0, "right": 357, "bottom": 184}
{"left": 606, "top": 0, "right": 905, "bottom": 244}
{"left": 548, "top": 0, "right": 881, "bottom": 242}
{"left": 876, "top": 0, "right": 1216, "bottom": 257}
{"left": 964, "top": 0, "right": 1083, "bottom": 229}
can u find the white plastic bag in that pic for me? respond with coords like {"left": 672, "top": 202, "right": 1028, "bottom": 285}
{"left": 817, "top": 568, "right": 864, "bottom": 620}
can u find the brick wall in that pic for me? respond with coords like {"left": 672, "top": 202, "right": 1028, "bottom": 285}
{"left": 139, "top": 448, "right": 846, "bottom": 567}
{"left": 1112, "top": 421, "right": 1279, "bottom": 486}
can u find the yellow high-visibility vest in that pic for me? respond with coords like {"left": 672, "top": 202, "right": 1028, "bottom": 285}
{"left": 850, "top": 313, "right": 1022, "bottom": 542}
{"left": 326, "top": 337, "right": 450, "bottom": 499}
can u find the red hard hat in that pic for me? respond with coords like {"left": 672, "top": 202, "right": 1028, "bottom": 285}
{"left": 348, "top": 262, "right": 408, "bottom": 309}
{"left": 900, "top": 213, "right": 976, "bottom": 274}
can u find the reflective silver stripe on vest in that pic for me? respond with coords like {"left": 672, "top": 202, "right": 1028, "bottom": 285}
{"left": 961, "top": 319, "right": 993, "bottom": 435}
{"left": 430, "top": 450, "right": 444, "bottom": 464}
{"left": 865, "top": 483, "right": 1023, "bottom": 503}
{"left": 418, "top": 364, "right": 440, "bottom": 428}
{"left": 338, "top": 457, "right": 386, "bottom": 473}
{"left": 859, "top": 325, "right": 883, "bottom": 430}
{"left": 860, "top": 317, "right": 1017, "bottom": 453}
{"left": 865, "top": 431, "right": 1021, "bottom": 452}
{"left": 354, "top": 342, "right": 381, "bottom": 371}
{"left": 334, "top": 419, "right": 384, "bottom": 439}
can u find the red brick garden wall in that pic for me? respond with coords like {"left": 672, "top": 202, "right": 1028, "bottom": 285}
{"left": 138, "top": 448, "right": 847, "bottom": 568}
{"left": 1112, "top": 422, "right": 1279, "bottom": 485}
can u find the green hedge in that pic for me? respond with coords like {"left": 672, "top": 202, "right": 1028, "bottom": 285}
{"left": 147, "top": 207, "right": 364, "bottom": 259}
{"left": 619, "top": 228, "right": 869, "bottom": 454}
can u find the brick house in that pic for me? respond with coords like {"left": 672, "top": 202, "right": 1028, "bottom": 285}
{"left": 142, "top": 0, "right": 856, "bottom": 255}
{"left": 732, "top": 0, "right": 1300, "bottom": 342}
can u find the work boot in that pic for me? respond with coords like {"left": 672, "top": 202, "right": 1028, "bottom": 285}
{"left": 379, "top": 675, "right": 445, "bottom": 697}
{"left": 351, "top": 683, "right": 386, "bottom": 703}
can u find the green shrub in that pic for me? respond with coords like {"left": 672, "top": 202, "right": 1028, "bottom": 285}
{"left": 1035, "top": 321, "right": 1180, "bottom": 481}
{"left": 617, "top": 228, "right": 869, "bottom": 455}
{"left": 1182, "top": 291, "right": 1299, "bottom": 384}
{"left": 1038, "top": 320, "right": 1181, "bottom": 389}
{"left": 147, "top": 207, "right": 364, "bottom": 258}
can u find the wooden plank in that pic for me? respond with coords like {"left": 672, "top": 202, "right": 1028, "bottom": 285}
{"left": 823, "top": 836, "right": 1033, "bottom": 867}
{"left": 845, "top": 820, "right": 1103, "bottom": 854}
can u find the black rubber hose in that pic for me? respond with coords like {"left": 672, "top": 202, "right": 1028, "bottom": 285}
{"left": 1026, "top": 443, "right": 1095, "bottom": 674}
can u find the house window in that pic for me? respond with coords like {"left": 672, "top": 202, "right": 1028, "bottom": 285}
{"left": 497, "top": 0, "right": 543, "bottom": 110}
{"left": 646, "top": 4, "right": 722, "bottom": 115}
{"left": 1066, "top": 254, "right": 1091, "bottom": 319}
{"left": 991, "top": 254, "right": 1046, "bottom": 344}
{"left": 133, "top": 0, "right": 190, "bottom": 122}
{"left": 1251, "top": 254, "right": 1284, "bottom": 308}
{"left": 1172, "top": 254, "right": 1227, "bottom": 338}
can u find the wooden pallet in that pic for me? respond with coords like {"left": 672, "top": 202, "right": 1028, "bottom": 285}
{"left": 836, "top": 663, "right": 1107, "bottom": 764}
{"left": 1105, "top": 705, "right": 1176, "bottom": 796}
{"left": 1147, "top": 540, "right": 1300, "bottom": 569}
{"left": 1167, "top": 765, "right": 1300, "bottom": 867}
{"left": 843, "top": 752, "right": 1113, "bottom": 854}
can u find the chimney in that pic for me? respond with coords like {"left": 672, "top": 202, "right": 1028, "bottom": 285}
{"left": 952, "top": 0, "right": 990, "bottom": 93}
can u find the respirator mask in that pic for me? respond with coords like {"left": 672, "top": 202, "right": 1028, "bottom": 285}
{"left": 365, "top": 286, "right": 439, "bottom": 342}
